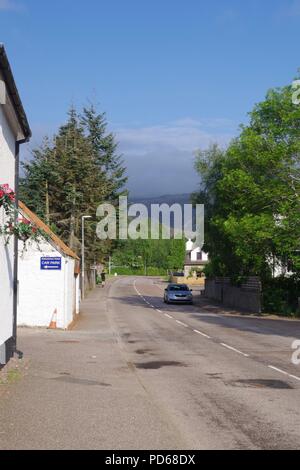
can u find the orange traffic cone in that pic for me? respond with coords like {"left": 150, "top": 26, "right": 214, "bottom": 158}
{"left": 48, "top": 309, "right": 58, "bottom": 329}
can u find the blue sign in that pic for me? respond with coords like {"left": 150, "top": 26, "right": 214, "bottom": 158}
{"left": 40, "top": 257, "right": 62, "bottom": 271}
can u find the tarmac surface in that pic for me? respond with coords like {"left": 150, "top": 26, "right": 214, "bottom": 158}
{"left": 1, "top": 276, "right": 300, "bottom": 449}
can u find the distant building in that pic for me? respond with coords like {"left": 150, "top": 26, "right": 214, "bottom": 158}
{"left": 0, "top": 46, "right": 31, "bottom": 365}
{"left": 17, "top": 202, "right": 81, "bottom": 329}
{"left": 184, "top": 239, "right": 209, "bottom": 277}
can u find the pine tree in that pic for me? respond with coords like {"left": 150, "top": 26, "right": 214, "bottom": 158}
{"left": 81, "top": 105, "right": 127, "bottom": 200}
{"left": 20, "top": 104, "right": 127, "bottom": 265}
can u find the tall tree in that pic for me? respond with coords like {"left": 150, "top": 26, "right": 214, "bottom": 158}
{"left": 193, "top": 78, "right": 300, "bottom": 282}
{"left": 20, "top": 104, "right": 127, "bottom": 264}
{"left": 81, "top": 105, "right": 127, "bottom": 200}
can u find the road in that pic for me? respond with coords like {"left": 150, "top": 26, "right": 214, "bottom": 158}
{"left": 1, "top": 276, "right": 300, "bottom": 449}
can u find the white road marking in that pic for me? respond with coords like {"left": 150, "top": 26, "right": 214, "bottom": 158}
{"left": 156, "top": 310, "right": 162, "bottom": 313}
{"left": 268, "top": 365, "right": 289, "bottom": 376}
{"left": 268, "top": 365, "right": 300, "bottom": 382}
{"left": 164, "top": 314, "right": 173, "bottom": 319}
{"left": 176, "top": 320, "right": 189, "bottom": 328}
{"left": 221, "top": 343, "right": 249, "bottom": 357}
{"left": 288, "top": 374, "right": 300, "bottom": 382}
{"left": 193, "top": 329, "right": 211, "bottom": 339}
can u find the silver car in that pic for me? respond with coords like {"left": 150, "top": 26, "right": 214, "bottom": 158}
{"left": 164, "top": 284, "right": 193, "bottom": 305}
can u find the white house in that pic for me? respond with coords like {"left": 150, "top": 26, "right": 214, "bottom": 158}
{"left": 184, "top": 239, "right": 209, "bottom": 277}
{"left": 17, "top": 202, "right": 80, "bottom": 330}
{"left": 0, "top": 46, "right": 31, "bottom": 365}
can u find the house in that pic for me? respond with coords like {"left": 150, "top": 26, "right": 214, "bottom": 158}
{"left": 184, "top": 239, "right": 209, "bottom": 278}
{"left": 17, "top": 202, "right": 80, "bottom": 329}
{"left": 0, "top": 46, "right": 31, "bottom": 365}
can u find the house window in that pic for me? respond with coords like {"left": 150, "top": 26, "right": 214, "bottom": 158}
{"left": 197, "top": 252, "right": 202, "bottom": 261}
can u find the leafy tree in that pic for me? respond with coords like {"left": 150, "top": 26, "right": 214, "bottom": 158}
{"left": 193, "top": 78, "right": 300, "bottom": 283}
{"left": 112, "top": 221, "right": 186, "bottom": 275}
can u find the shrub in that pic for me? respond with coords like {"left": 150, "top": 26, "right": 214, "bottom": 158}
{"left": 262, "top": 277, "right": 300, "bottom": 316}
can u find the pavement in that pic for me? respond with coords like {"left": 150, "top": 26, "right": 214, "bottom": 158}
{"left": 1, "top": 276, "right": 300, "bottom": 449}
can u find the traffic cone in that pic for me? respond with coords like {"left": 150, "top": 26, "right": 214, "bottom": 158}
{"left": 48, "top": 309, "right": 58, "bottom": 329}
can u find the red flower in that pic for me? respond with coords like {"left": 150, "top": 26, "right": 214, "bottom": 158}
{"left": 0, "top": 184, "right": 14, "bottom": 202}
{"left": 18, "top": 218, "right": 31, "bottom": 225}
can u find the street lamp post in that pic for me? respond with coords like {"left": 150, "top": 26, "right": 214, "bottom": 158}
{"left": 81, "top": 215, "right": 92, "bottom": 300}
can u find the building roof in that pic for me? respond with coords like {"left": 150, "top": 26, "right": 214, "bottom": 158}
{"left": 0, "top": 45, "right": 31, "bottom": 141}
{"left": 19, "top": 201, "right": 80, "bottom": 260}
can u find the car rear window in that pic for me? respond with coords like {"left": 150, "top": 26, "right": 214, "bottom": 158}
{"left": 169, "top": 285, "right": 189, "bottom": 291}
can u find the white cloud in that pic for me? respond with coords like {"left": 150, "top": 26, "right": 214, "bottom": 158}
{"left": 24, "top": 117, "right": 237, "bottom": 197}
{"left": 115, "top": 117, "right": 236, "bottom": 197}
{"left": 116, "top": 118, "right": 234, "bottom": 155}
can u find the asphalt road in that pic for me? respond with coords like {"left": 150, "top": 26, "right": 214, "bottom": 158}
{"left": 1, "top": 276, "right": 300, "bottom": 449}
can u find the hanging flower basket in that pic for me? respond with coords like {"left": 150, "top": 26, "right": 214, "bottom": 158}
{"left": 0, "top": 217, "right": 45, "bottom": 249}
{"left": 0, "top": 184, "right": 48, "bottom": 252}
{"left": 14, "top": 218, "right": 40, "bottom": 243}
{"left": 0, "top": 184, "right": 15, "bottom": 213}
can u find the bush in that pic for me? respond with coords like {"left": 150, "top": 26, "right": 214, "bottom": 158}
{"left": 111, "top": 266, "right": 167, "bottom": 276}
{"left": 262, "top": 277, "right": 300, "bottom": 316}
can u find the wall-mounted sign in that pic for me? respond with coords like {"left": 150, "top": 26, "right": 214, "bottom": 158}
{"left": 40, "top": 257, "right": 62, "bottom": 271}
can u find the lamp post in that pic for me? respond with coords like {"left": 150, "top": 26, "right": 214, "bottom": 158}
{"left": 81, "top": 215, "right": 92, "bottom": 300}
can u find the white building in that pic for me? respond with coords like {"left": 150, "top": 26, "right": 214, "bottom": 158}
{"left": 17, "top": 202, "right": 80, "bottom": 329}
{"left": 184, "top": 239, "right": 209, "bottom": 277}
{"left": 0, "top": 46, "right": 31, "bottom": 365}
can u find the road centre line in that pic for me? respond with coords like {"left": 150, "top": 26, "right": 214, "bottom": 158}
{"left": 135, "top": 281, "right": 250, "bottom": 360}
{"left": 268, "top": 365, "right": 288, "bottom": 376}
{"left": 134, "top": 280, "right": 300, "bottom": 385}
{"left": 176, "top": 320, "right": 189, "bottom": 328}
{"left": 193, "top": 329, "right": 211, "bottom": 339}
{"left": 220, "top": 343, "right": 249, "bottom": 357}
{"left": 268, "top": 365, "right": 300, "bottom": 382}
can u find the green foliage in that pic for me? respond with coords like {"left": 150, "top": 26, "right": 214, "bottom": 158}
{"left": 112, "top": 225, "right": 186, "bottom": 275}
{"left": 111, "top": 266, "right": 166, "bottom": 276}
{"left": 262, "top": 277, "right": 300, "bottom": 316}
{"left": 193, "top": 78, "right": 300, "bottom": 288}
{"left": 20, "top": 104, "right": 127, "bottom": 265}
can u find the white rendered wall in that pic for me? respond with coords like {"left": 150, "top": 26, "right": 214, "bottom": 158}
{"left": 190, "top": 247, "right": 209, "bottom": 262}
{"left": 0, "top": 105, "right": 16, "bottom": 347}
{"left": 18, "top": 238, "right": 76, "bottom": 329}
{"left": 63, "top": 257, "right": 76, "bottom": 327}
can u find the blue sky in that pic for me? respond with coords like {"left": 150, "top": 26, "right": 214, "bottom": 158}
{"left": 1, "top": 0, "right": 300, "bottom": 196}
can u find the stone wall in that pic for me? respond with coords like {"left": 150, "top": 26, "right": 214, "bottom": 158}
{"left": 204, "top": 277, "right": 262, "bottom": 314}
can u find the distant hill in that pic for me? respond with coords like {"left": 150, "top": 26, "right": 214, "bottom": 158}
{"left": 129, "top": 193, "right": 195, "bottom": 231}
{"left": 130, "top": 193, "right": 192, "bottom": 207}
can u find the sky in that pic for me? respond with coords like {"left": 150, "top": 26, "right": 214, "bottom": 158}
{"left": 1, "top": 0, "right": 300, "bottom": 197}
